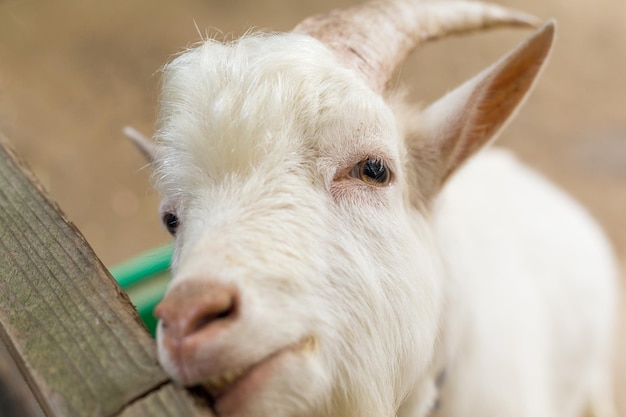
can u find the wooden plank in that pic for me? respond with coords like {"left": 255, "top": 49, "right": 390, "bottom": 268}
{"left": 0, "top": 137, "right": 214, "bottom": 417}
{"left": 0, "top": 336, "right": 46, "bottom": 417}
{"left": 116, "top": 384, "right": 214, "bottom": 417}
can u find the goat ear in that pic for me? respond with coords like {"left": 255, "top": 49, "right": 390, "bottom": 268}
{"left": 123, "top": 126, "right": 156, "bottom": 163}
{"left": 415, "top": 20, "right": 555, "bottom": 197}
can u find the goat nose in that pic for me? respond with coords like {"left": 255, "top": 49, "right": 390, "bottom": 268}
{"left": 154, "top": 281, "right": 238, "bottom": 339}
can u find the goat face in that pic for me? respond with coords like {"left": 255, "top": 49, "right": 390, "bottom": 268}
{"left": 150, "top": 1, "right": 554, "bottom": 415}
{"left": 153, "top": 34, "right": 444, "bottom": 417}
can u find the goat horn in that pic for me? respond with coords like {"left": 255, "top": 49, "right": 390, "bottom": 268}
{"left": 123, "top": 126, "right": 156, "bottom": 162}
{"left": 293, "top": 0, "right": 541, "bottom": 93}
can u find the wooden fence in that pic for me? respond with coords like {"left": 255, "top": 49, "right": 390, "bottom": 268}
{"left": 0, "top": 137, "right": 215, "bottom": 417}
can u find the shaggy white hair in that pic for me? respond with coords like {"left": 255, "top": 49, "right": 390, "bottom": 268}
{"left": 142, "top": 2, "right": 619, "bottom": 417}
{"left": 155, "top": 34, "right": 444, "bottom": 417}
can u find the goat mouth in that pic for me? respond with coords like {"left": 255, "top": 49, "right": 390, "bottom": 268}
{"left": 200, "top": 335, "right": 317, "bottom": 413}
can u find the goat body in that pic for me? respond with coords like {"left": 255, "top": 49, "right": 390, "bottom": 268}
{"left": 428, "top": 149, "right": 617, "bottom": 417}
{"left": 139, "top": 1, "right": 619, "bottom": 416}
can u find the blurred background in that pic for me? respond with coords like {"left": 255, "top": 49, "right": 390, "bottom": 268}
{"left": 0, "top": 0, "right": 624, "bottom": 411}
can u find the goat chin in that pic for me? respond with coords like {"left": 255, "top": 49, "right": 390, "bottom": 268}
{"left": 137, "top": 2, "right": 619, "bottom": 417}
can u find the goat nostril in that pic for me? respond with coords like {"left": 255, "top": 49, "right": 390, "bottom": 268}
{"left": 186, "top": 293, "right": 237, "bottom": 335}
{"left": 156, "top": 283, "right": 239, "bottom": 338}
{"left": 191, "top": 307, "right": 233, "bottom": 332}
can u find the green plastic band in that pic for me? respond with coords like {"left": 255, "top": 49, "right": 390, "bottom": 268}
{"left": 110, "top": 244, "right": 173, "bottom": 289}
{"left": 137, "top": 291, "right": 165, "bottom": 337}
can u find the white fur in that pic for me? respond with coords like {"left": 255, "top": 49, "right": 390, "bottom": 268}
{"left": 151, "top": 28, "right": 618, "bottom": 417}
{"left": 430, "top": 149, "right": 618, "bottom": 417}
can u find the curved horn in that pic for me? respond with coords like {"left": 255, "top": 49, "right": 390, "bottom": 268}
{"left": 293, "top": 0, "right": 541, "bottom": 93}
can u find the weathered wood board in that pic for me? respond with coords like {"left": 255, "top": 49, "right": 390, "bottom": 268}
{"left": 0, "top": 336, "right": 46, "bottom": 417}
{"left": 0, "top": 137, "right": 215, "bottom": 417}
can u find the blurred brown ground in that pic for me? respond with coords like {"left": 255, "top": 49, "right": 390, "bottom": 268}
{"left": 0, "top": 0, "right": 624, "bottom": 413}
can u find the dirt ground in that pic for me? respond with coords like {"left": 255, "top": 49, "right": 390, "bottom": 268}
{"left": 0, "top": 0, "right": 624, "bottom": 413}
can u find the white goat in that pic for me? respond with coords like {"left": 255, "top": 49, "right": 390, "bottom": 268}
{"left": 133, "top": 1, "right": 619, "bottom": 416}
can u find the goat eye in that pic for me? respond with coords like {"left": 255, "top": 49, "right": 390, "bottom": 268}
{"left": 162, "top": 212, "right": 180, "bottom": 235}
{"left": 350, "top": 158, "right": 391, "bottom": 186}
